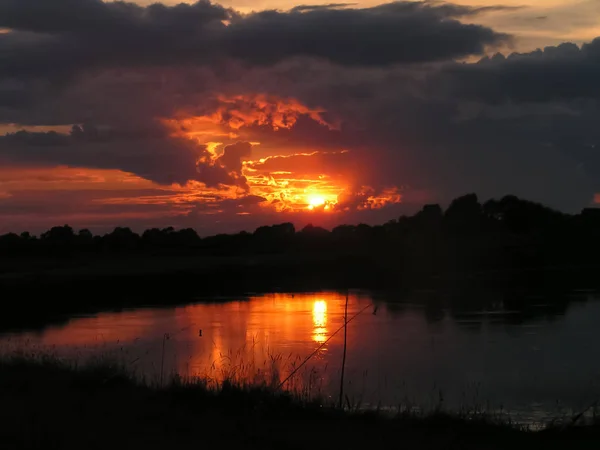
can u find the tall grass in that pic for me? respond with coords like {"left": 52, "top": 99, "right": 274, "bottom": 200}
{"left": 1, "top": 349, "right": 600, "bottom": 435}
{"left": 2, "top": 338, "right": 599, "bottom": 430}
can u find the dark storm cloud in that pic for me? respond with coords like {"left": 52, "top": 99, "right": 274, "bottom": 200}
{"left": 439, "top": 39, "right": 600, "bottom": 103}
{"left": 222, "top": 2, "right": 510, "bottom": 66}
{"left": 0, "top": 0, "right": 509, "bottom": 79}
{"left": 1, "top": 1, "right": 600, "bottom": 225}
{"left": 221, "top": 44, "right": 600, "bottom": 212}
{"left": 0, "top": 0, "right": 228, "bottom": 34}
{"left": 198, "top": 141, "right": 255, "bottom": 190}
{"left": 413, "top": 39, "right": 600, "bottom": 204}
{"left": 217, "top": 141, "right": 253, "bottom": 175}
{"left": 0, "top": 0, "right": 512, "bottom": 197}
{"left": 0, "top": 125, "right": 242, "bottom": 187}
{"left": 290, "top": 1, "right": 521, "bottom": 17}
{"left": 0, "top": 0, "right": 228, "bottom": 79}
{"left": 290, "top": 4, "right": 357, "bottom": 12}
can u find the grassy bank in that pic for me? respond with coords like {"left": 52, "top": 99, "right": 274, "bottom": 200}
{"left": 0, "top": 357, "right": 598, "bottom": 450}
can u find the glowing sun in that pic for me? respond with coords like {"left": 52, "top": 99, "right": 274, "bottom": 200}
{"left": 307, "top": 195, "right": 326, "bottom": 210}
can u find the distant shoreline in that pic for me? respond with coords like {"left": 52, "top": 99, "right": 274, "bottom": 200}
{"left": 1, "top": 252, "right": 599, "bottom": 332}
{"left": 2, "top": 194, "right": 600, "bottom": 332}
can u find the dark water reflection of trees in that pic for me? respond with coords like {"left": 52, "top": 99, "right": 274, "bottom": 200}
{"left": 376, "top": 287, "right": 595, "bottom": 329}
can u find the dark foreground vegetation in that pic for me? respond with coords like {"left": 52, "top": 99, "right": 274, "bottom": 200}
{"left": 0, "top": 357, "right": 598, "bottom": 450}
{"left": 1, "top": 193, "right": 600, "bottom": 328}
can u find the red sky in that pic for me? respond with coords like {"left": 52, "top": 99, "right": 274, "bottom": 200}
{"left": 0, "top": 93, "right": 407, "bottom": 234}
{"left": 0, "top": 1, "right": 599, "bottom": 235}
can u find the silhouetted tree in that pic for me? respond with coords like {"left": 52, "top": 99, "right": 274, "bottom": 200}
{"left": 104, "top": 227, "right": 140, "bottom": 251}
{"left": 414, "top": 204, "right": 443, "bottom": 231}
{"left": 484, "top": 195, "right": 564, "bottom": 234}
{"left": 445, "top": 193, "right": 482, "bottom": 233}
{"left": 173, "top": 228, "right": 201, "bottom": 247}
{"left": 78, "top": 229, "right": 93, "bottom": 240}
{"left": 41, "top": 225, "right": 75, "bottom": 247}
{"left": 300, "top": 224, "right": 330, "bottom": 238}
{"left": 2, "top": 193, "right": 600, "bottom": 284}
{"left": 142, "top": 228, "right": 166, "bottom": 247}
{"left": 0, "top": 233, "right": 20, "bottom": 252}
{"left": 332, "top": 224, "right": 356, "bottom": 239}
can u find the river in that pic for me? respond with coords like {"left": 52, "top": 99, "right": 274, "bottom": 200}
{"left": 2, "top": 289, "right": 599, "bottom": 424}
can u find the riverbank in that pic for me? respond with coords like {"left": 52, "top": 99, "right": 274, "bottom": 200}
{"left": 1, "top": 251, "right": 598, "bottom": 331}
{"left": 0, "top": 253, "right": 389, "bottom": 330}
{"left": 0, "top": 357, "right": 598, "bottom": 450}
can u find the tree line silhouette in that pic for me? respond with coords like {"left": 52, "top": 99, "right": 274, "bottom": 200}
{"left": 2, "top": 194, "right": 600, "bottom": 271}
{"left": 2, "top": 193, "right": 600, "bottom": 330}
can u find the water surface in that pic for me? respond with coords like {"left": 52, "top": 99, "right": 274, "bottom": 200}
{"left": 3, "top": 290, "right": 599, "bottom": 423}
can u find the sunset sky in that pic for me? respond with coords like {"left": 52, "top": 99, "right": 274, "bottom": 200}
{"left": 0, "top": 0, "right": 599, "bottom": 235}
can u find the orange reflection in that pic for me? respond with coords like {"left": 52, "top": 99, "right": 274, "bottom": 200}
{"left": 5, "top": 292, "right": 360, "bottom": 390}
{"left": 312, "top": 300, "right": 328, "bottom": 343}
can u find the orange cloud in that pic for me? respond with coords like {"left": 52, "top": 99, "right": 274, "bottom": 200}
{"left": 242, "top": 150, "right": 402, "bottom": 213}
{"left": 214, "top": 94, "right": 334, "bottom": 131}
{"left": 242, "top": 150, "right": 348, "bottom": 212}
{"left": 159, "top": 96, "right": 349, "bottom": 213}
{"left": 164, "top": 94, "right": 335, "bottom": 142}
{"left": 161, "top": 92, "right": 403, "bottom": 215}
{"left": 0, "top": 95, "right": 403, "bottom": 233}
{"left": 0, "top": 166, "right": 154, "bottom": 192}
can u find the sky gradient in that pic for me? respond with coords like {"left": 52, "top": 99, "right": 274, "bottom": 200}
{"left": 0, "top": 0, "right": 599, "bottom": 234}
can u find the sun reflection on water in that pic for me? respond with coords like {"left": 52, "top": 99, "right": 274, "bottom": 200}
{"left": 312, "top": 300, "right": 328, "bottom": 343}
